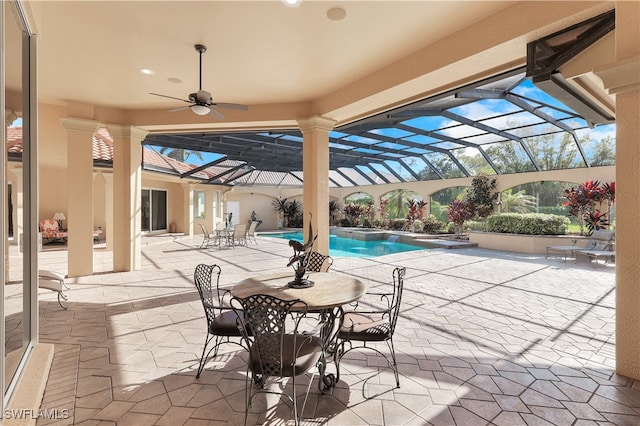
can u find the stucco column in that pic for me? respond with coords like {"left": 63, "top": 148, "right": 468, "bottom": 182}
{"left": 102, "top": 173, "right": 114, "bottom": 251}
{"left": 595, "top": 1, "right": 640, "bottom": 380}
{"left": 298, "top": 116, "right": 336, "bottom": 254}
{"left": 60, "top": 118, "right": 99, "bottom": 277}
{"left": 107, "top": 125, "right": 147, "bottom": 272}
{"left": 182, "top": 183, "right": 194, "bottom": 236}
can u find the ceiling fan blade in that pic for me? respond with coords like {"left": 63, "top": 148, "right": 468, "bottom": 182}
{"left": 168, "top": 105, "right": 191, "bottom": 112}
{"left": 209, "top": 108, "right": 226, "bottom": 119}
{"left": 149, "top": 92, "right": 191, "bottom": 103}
{"left": 213, "top": 102, "right": 249, "bottom": 111}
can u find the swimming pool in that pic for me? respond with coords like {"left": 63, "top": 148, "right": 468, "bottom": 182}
{"left": 261, "top": 231, "right": 425, "bottom": 258}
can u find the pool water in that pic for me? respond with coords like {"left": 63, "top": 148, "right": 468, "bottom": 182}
{"left": 261, "top": 231, "right": 425, "bottom": 258}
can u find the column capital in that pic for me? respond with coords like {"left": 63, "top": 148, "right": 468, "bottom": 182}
{"left": 59, "top": 117, "right": 100, "bottom": 133}
{"left": 106, "top": 124, "right": 148, "bottom": 142}
{"left": 593, "top": 56, "right": 640, "bottom": 95}
{"left": 297, "top": 116, "right": 337, "bottom": 133}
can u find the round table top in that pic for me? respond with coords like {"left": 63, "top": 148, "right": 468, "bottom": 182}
{"left": 231, "top": 272, "right": 366, "bottom": 311}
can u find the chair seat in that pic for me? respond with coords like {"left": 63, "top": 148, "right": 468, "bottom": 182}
{"left": 249, "top": 333, "right": 323, "bottom": 377}
{"left": 210, "top": 309, "right": 245, "bottom": 336}
{"left": 338, "top": 312, "right": 391, "bottom": 341}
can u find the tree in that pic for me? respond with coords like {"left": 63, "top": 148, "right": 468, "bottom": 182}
{"left": 587, "top": 135, "right": 616, "bottom": 166}
{"left": 158, "top": 147, "right": 204, "bottom": 163}
{"left": 383, "top": 189, "right": 418, "bottom": 219}
{"left": 466, "top": 173, "right": 498, "bottom": 230}
{"left": 500, "top": 189, "right": 537, "bottom": 213}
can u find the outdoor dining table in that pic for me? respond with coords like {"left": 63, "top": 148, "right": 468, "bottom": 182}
{"left": 231, "top": 271, "right": 366, "bottom": 389}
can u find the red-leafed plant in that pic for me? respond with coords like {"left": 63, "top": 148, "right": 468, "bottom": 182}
{"left": 406, "top": 199, "right": 428, "bottom": 222}
{"left": 562, "top": 180, "right": 615, "bottom": 235}
{"left": 448, "top": 199, "right": 474, "bottom": 239}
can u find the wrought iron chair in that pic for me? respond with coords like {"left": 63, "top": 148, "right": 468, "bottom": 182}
{"left": 300, "top": 251, "right": 333, "bottom": 272}
{"left": 334, "top": 266, "right": 407, "bottom": 388}
{"left": 231, "top": 294, "right": 324, "bottom": 426}
{"left": 193, "top": 264, "right": 247, "bottom": 378}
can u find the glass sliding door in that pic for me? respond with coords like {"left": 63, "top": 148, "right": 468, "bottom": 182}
{"left": 2, "top": 0, "right": 38, "bottom": 408}
{"left": 141, "top": 189, "right": 167, "bottom": 232}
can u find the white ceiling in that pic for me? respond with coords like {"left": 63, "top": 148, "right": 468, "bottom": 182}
{"left": 22, "top": 1, "right": 515, "bottom": 112}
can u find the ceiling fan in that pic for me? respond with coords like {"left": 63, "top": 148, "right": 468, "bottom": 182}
{"left": 149, "top": 44, "right": 248, "bottom": 119}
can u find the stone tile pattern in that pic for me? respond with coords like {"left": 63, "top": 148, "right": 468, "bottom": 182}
{"left": 26, "top": 236, "right": 639, "bottom": 425}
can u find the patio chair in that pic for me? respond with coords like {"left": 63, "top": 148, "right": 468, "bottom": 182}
{"left": 299, "top": 251, "right": 333, "bottom": 273}
{"left": 334, "top": 266, "right": 406, "bottom": 388}
{"left": 231, "top": 223, "right": 247, "bottom": 247}
{"left": 231, "top": 294, "right": 324, "bottom": 426}
{"left": 546, "top": 229, "right": 615, "bottom": 261}
{"left": 193, "top": 264, "right": 247, "bottom": 378}
{"left": 246, "top": 221, "right": 259, "bottom": 244}
{"left": 198, "top": 223, "right": 215, "bottom": 249}
{"left": 39, "top": 219, "right": 67, "bottom": 244}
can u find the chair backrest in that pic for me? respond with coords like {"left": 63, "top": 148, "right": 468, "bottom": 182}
{"left": 233, "top": 223, "right": 246, "bottom": 237}
{"left": 232, "top": 294, "right": 306, "bottom": 377}
{"left": 198, "top": 223, "right": 209, "bottom": 235}
{"left": 247, "top": 221, "right": 258, "bottom": 235}
{"left": 193, "top": 264, "right": 224, "bottom": 326}
{"left": 40, "top": 219, "right": 59, "bottom": 233}
{"left": 215, "top": 222, "right": 226, "bottom": 231}
{"left": 302, "top": 251, "right": 333, "bottom": 272}
{"left": 388, "top": 267, "right": 407, "bottom": 334}
{"left": 586, "top": 229, "right": 615, "bottom": 250}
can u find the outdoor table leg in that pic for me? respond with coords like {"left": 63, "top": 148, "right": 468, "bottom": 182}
{"left": 316, "top": 306, "right": 344, "bottom": 392}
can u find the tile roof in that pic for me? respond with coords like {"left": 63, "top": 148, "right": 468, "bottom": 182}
{"left": 7, "top": 126, "right": 212, "bottom": 180}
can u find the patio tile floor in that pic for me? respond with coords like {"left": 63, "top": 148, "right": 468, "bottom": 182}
{"left": 26, "top": 234, "right": 640, "bottom": 425}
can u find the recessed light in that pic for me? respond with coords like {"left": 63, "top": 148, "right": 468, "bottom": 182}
{"left": 282, "top": 0, "right": 301, "bottom": 7}
{"left": 140, "top": 68, "right": 155, "bottom": 75}
{"left": 327, "top": 6, "right": 346, "bottom": 21}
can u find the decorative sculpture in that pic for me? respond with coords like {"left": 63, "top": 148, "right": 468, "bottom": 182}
{"left": 287, "top": 213, "right": 317, "bottom": 288}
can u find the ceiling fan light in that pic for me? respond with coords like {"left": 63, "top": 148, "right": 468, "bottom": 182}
{"left": 191, "top": 104, "right": 210, "bottom": 115}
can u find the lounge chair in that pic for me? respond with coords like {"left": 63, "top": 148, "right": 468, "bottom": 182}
{"left": 575, "top": 231, "right": 616, "bottom": 264}
{"left": 546, "top": 229, "right": 615, "bottom": 261}
{"left": 38, "top": 270, "right": 69, "bottom": 309}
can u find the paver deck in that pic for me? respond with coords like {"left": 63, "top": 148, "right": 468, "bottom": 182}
{"left": 10, "top": 234, "right": 638, "bottom": 425}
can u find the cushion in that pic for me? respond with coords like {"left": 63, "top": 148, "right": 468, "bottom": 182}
{"left": 338, "top": 312, "right": 391, "bottom": 342}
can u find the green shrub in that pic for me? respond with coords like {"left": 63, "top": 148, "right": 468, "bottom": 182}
{"left": 487, "top": 213, "right": 569, "bottom": 235}
{"left": 388, "top": 218, "right": 407, "bottom": 230}
{"left": 371, "top": 219, "right": 386, "bottom": 229}
{"left": 422, "top": 215, "right": 444, "bottom": 234}
{"left": 465, "top": 220, "right": 484, "bottom": 231}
